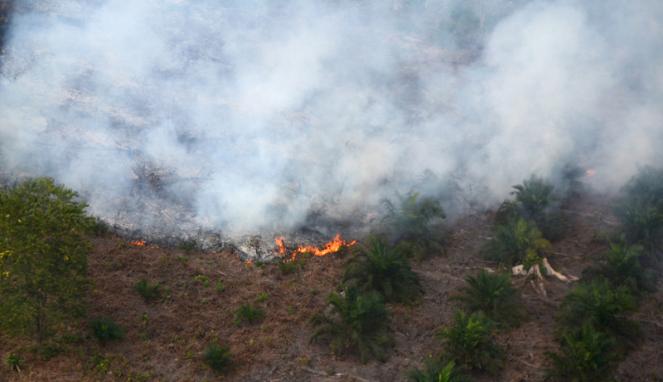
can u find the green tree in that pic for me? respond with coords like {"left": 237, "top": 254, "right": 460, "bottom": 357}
{"left": 0, "top": 178, "right": 92, "bottom": 341}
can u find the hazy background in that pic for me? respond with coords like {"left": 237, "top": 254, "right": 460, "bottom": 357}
{"left": 1, "top": 0, "right": 662, "bottom": 240}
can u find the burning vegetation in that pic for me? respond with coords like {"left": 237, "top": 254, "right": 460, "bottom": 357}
{"left": 1, "top": 166, "right": 663, "bottom": 381}
{"left": 274, "top": 233, "right": 357, "bottom": 262}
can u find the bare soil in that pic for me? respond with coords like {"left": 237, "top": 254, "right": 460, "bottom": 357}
{"left": 2, "top": 192, "right": 662, "bottom": 381}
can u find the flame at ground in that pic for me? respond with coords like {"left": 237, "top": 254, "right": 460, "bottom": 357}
{"left": 129, "top": 240, "right": 146, "bottom": 247}
{"left": 275, "top": 234, "right": 357, "bottom": 261}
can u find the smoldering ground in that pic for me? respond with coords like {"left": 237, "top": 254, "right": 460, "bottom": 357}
{"left": 0, "top": 0, "right": 662, "bottom": 245}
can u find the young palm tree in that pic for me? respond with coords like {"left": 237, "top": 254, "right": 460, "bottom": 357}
{"left": 311, "top": 287, "right": 393, "bottom": 362}
{"left": 438, "top": 311, "right": 503, "bottom": 374}
{"left": 343, "top": 236, "right": 422, "bottom": 304}
{"left": 453, "top": 270, "right": 523, "bottom": 327}
{"left": 546, "top": 324, "right": 617, "bottom": 382}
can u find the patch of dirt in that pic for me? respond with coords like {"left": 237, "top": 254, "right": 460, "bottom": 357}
{"left": 1, "top": 192, "right": 662, "bottom": 381}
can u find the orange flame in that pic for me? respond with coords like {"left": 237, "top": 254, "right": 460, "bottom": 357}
{"left": 244, "top": 259, "right": 254, "bottom": 268}
{"left": 129, "top": 240, "right": 146, "bottom": 247}
{"left": 275, "top": 236, "right": 287, "bottom": 256}
{"left": 275, "top": 234, "right": 357, "bottom": 261}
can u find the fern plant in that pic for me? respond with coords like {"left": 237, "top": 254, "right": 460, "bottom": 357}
{"left": 546, "top": 324, "right": 617, "bottom": 382}
{"left": 558, "top": 279, "right": 639, "bottom": 348}
{"left": 483, "top": 218, "right": 550, "bottom": 269}
{"left": 453, "top": 270, "right": 523, "bottom": 327}
{"left": 615, "top": 167, "right": 663, "bottom": 251}
{"left": 311, "top": 287, "right": 393, "bottom": 362}
{"left": 343, "top": 236, "right": 422, "bottom": 304}
{"left": 438, "top": 311, "right": 503, "bottom": 374}
{"left": 383, "top": 192, "right": 446, "bottom": 259}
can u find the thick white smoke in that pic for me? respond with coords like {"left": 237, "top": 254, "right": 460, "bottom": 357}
{"left": 0, "top": 0, "right": 662, "bottom": 240}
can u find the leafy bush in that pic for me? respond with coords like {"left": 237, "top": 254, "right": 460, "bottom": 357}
{"left": 409, "top": 359, "right": 469, "bottom": 382}
{"left": 615, "top": 167, "right": 663, "bottom": 251}
{"left": 383, "top": 192, "right": 446, "bottom": 259}
{"left": 91, "top": 317, "right": 124, "bottom": 343}
{"left": 583, "top": 242, "right": 655, "bottom": 295}
{"left": 546, "top": 324, "right": 617, "bottom": 382}
{"left": 203, "top": 343, "right": 232, "bottom": 373}
{"left": 311, "top": 287, "right": 393, "bottom": 362}
{"left": 0, "top": 178, "right": 93, "bottom": 341}
{"left": 558, "top": 280, "right": 639, "bottom": 347}
{"left": 343, "top": 236, "right": 422, "bottom": 303}
{"left": 453, "top": 270, "right": 523, "bottom": 327}
{"left": 6, "top": 353, "right": 22, "bottom": 372}
{"left": 482, "top": 218, "right": 550, "bottom": 269}
{"left": 134, "top": 279, "right": 162, "bottom": 303}
{"left": 438, "top": 311, "right": 503, "bottom": 374}
{"left": 234, "top": 304, "right": 265, "bottom": 326}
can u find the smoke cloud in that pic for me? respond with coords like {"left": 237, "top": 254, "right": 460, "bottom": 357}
{"left": 1, "top": 0, "right": 662, "bottom": 241}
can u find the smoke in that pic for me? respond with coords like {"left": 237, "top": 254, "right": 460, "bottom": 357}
{"left": 0, "top": 0, "right": 662, "bottom": 240}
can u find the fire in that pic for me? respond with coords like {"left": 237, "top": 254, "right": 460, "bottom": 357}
{"left": 129, "top": 240, "right": 146, "bottom": 247}
{"left": 275, "top": 236, "right": 287, "bottom": 256}
{"left": 275, "top": 234, "right": 357, "bottom": 261}
{"left": 244, "top": 259, "right": 254, "bottom": 268}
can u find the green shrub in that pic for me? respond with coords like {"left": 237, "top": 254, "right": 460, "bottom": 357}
{"left": 311, "top": 287, "right": 393, "bottom": 362}
{"left": 615, "top": 167, "right": 663, "bottom": 251}
{"left": 438, "top": 311, "right": 503, "bottom": 374}
{"left": 482, "top": 218, "right": 550, "bottom": 269}
{"left": 383, "top": 192, "right": 446, "bottom": 259}
{"left": 234, "top": 304, "right": 265, "bottom": 326}
{"left": 256, "top": 292, "right": 269, "bottom": 303}
{"left": 36, "top": 341, "right": 63, "bottom": 360}
{"left": 583, "top": 242, "right": 655, "bottom": 295}
{"left": 134, "top": 279, "right": 162, "bottom": 302}
{"left": 343, "top": 236, "right": 422, "bottom": 304}
{"left": 453, "top": 270, "right": 523, "bottom": 327}
{"left": 278, "top": 258, "right": 303, "bottom": 275}
{"left": 546, "top": 324, "right": 617, "bottom": 382}
{"left": 203, "top": 343, "right": 232, "bottom": 373}
{"left": 558, "top": 280, "right": 639, "bottom": 347}
{"left": 408, "top": 359, "right": 469, "bottom": 382}
{"left": 0, "top": 178, "right": 93, "bottom": 341}
{"left": 6, "top": 353, "right": 22, "bottom": 372}
{"left": 91, "top": 317, "right": 124, "bottom": 343}
{"left": 193, "top": 274, "right": 210, "bottom": 287}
